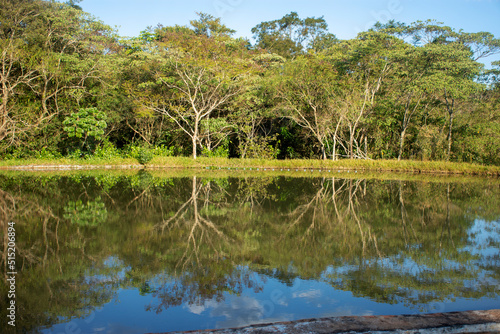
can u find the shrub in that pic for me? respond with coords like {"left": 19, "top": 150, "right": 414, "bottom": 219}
{"left": 34, "top": 147, "right": 62, "bottom": 159}
{"left": 92, "top": 140, "right": 122, "bottom": 160}
{"left": 62, "top": 107, "right": 107, "bottom": 154}
{"left": 201, "top": 146, "right": 229, "bottom": 158}
{"left": 136, "top": 148, "right": 154, "bottom": 165}
{"left": 152, "top": 145, "right": 175, "bottom": 157}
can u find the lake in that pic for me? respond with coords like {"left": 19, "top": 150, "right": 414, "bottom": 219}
{"left": 0, "top": 170, "right": 499, "bottom": 333}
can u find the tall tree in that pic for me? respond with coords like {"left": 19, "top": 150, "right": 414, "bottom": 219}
{"left": 326, "top": 32, "right": 403, "bottom": 159}
{"left": 275, "top": 55, "right": 342, "bottom": 160}
{"left": 227, "top": 53, "right": 285, "bottom": 159}
{"left": 135, "top": 31, "right": 258, "bottom": 159}
{"left": 387, "top": 45, "right": 433, "bottom": 160}
{"left": 251, "top": 12, "right": 337, "bottom": 58}
{"left": 0, "top": 0, "right": 116, "bottom": 152}
{"left": 0, "top": 0, "right": 41, "bottom": 148}
{"left": 421, "top": 43, "right": 481, "bottom": 160}
{"left": 374, "top": 20, "right": 488, "bottom": 161}
{"left": 189, "top": 12, "right": 236, "bottom": 38}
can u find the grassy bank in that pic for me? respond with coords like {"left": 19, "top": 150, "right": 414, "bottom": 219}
{"left": 2, "top": 168, "right": 499, "bottom": 187}
{"left": 0, "top": 156, "right": 499, "bottom": 175}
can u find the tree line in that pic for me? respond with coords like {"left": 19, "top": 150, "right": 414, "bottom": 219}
{"left": 1, "top": 0, "right": 500, "bottom": 163}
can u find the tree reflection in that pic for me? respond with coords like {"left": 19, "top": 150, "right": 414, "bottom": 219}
{"left": 147, "top": 175, "right": 263, "bottom": 313}
{"left": 311, "top": 179, "right": 499, "bottom": 306}
{"left": 0, "top": 179, "right": 121, "bottom": 333}
{"left": 0, "top": 172, "right": 499, "bottom": 331}
{"left": 275, "top": 177, "right": 384, "bottom": 276}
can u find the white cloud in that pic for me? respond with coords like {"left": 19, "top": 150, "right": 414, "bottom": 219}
{"left": 292, "top": 289, "right": 322, "bottom": 299}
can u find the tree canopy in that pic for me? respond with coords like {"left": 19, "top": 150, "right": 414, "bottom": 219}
{"left": 1, "top": 1, "right": 499, "bottom": 164}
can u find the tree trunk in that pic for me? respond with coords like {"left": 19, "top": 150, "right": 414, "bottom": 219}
{"left": 364, "top": 136, "right": 368, "bottom": 159}
{"left": 332, "top": 118, "right": 342, "bottom": 161}
{"left": 398, "top": 128, "right": 406, "bottom": 161}
{"left": 349, "top": 130, "right": 354, "bottom": 159}
{"left": 1, "top": 79, "right": 9, "bottom": 138}
{"left": 447, "top": 110, "right": 454, "bottom": 162}
{"left": 193, "top": 118, "right": 199, "bottom": 159}
{"left": 444, "top": 91, "right": 455, "bottom": 162}
{"left": 192, "top": 136, "right": 197, "bottom": 159}
{"left": 332, "top": 135, "right": 337, "bottom": 161}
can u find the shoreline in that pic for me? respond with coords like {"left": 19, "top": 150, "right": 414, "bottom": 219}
{"left": 158, "top": 310, "right": 500, "bottom": 334}
{"left": 0, "top": 158, "right": 499, "bottom": 176}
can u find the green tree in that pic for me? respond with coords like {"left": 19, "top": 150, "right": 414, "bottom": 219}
{"left": 251, "top": 12, "right": 337, "bottom": 58}
{"left": 421, "top": 43, "right": 482, "bottom": 160}
{"left": 0, "top": 0, "right": 117, "bottom": 153}
{"left": 373, "top": 20, "right": 496, "bottom": 161}
{"left": 135, "top": 30, "right": 258, "bottom": 159}
{"left": 229, "top": 53, "right": 284, "bottom": 158}
{"left": 63, "top": 107, "right": 107, "bottom": 153}
{"left": 275, "top": 55, "right": 342, "bottom": 160}
{"left": 189, "top": 12, "right": 236, "bottom": 38}
{"left": 385, "top": 45, "right": 434, "bottom": 160}
{"left": 325, "top": 32, "right": 404, "bottom": 159}
{"left": 0, "top": 0, "right": 47, "bottom": 149}
{"left": 118, "top": 31, "right": 170, "bottom": 148}
{"left": 454, "top": 82, "right": 500, "bottom": 164}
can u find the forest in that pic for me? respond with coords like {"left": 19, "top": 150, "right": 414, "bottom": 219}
{"left": 1, "top": 0, "right": 500, "bottom": 164}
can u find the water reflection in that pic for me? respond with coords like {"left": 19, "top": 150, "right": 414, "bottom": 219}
{"left": 0, "top": 171, "right": 499, "bottom": 333}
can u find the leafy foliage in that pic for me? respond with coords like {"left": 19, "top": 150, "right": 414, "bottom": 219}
{"left": 1, "top": 2, "right": 499, "bottom": 165}
{"left": 251, "top": 11, "right": 338, "bottom": 58}
{"left": 136, "top": 147, "right": 154, "bottom": 165}
{"left": 63, "top": 108, "right": 107, "bottom": 139}
{"left": 62, "top": 107, "right": 107, "bottom": 154}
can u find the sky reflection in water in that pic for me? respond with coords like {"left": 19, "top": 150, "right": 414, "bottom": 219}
{"left": 0, "top": 172, "right": 498, "bottom": 333}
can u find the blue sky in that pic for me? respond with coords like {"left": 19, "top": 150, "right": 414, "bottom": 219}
{"left": 78, "top": 0, "right": 500, "bottom": 65}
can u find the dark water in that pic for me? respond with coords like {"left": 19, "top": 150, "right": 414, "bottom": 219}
{"left": 0, "top": 171, "right": 499, "bottom": 333}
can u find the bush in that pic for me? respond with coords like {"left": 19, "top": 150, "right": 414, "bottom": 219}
{"left": 244, "top": 136, "right": 280, "bottom": 159}
{"left": 92, "top": 140, "right": 122, "bottom": 160}
{"left": 62, "top": 107, "right": 107, "bottom": 155}
{"left": 3, "top": 147, "right": 62, "bottom": 160}
{"left": 67, "top": 149, "right": 83, "bottom": 159}
{"left": 125, "top": 144, "right": 174, "bottom": 158}
{"left": 151, "top": 145, "right": 175, "bottom": 157}
{"left": 201, "top": 146, "right": 229, "bottom": 158}
{"left": 136, "top": 148, "right": 154, "bottom": 165}
{"left": 34, "top": 147, "right": 62, "bottom": 159}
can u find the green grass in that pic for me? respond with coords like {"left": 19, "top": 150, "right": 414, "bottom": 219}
{"left": 152, "top": 157, "right": 500, "bottom": 175}
{"left": 0, "top": 156, "right": 137, "bottom": 166}
{"left": 1, "top": 168, "right": 498, "bottom": 186}
{"left": 0, "top": 156, "right": 498, "bottom": 176}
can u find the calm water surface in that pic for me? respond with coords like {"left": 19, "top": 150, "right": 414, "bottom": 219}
{"left": 0, "top": 171, "right": 499, "bottom": 333}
